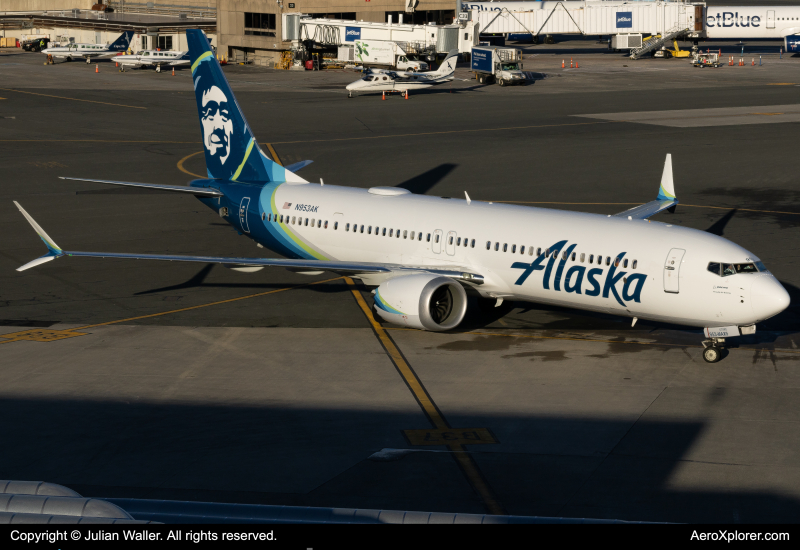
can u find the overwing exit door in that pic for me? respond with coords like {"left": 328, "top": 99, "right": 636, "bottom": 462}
{"left": 432, "top": 229, "right": 443, "bottom": 254}
{"left": 663, "top": 248, "right": 685, "bottom": 293}
{"left": 445, "top": 231, "right": 457, "bottom": 256}
{"left": 239, "top": 197, "right": 251, "bottom": 233}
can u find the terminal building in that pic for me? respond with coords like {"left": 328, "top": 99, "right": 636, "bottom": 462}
{"left": 1, "top": 0, "right": 458, "bottom": 66}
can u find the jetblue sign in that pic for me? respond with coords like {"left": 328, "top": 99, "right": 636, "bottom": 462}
{"left": 706, "top": 12, "right": 761, "bottom": 28}
{"left": 616, "top": 12, "right": 633, "bottom": 28}
{"left": 345, "top": 27, "right": 361, "bottom": 42}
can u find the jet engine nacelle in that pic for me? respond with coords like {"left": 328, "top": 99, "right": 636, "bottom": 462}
{"left": 372, "top": 274, "right": 468, "bottom": 331}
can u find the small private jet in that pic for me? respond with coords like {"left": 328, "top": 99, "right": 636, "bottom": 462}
{"left": 114, "top": 50, "right": 191, "bottom": 72}
{"left": 346, "top": 49, "right": 458, "bottom": 97}
{"left": 41, "top": 31, "right": 134, "bottom": 63}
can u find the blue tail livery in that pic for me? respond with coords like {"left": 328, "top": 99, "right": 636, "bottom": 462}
{"left": 110, "top": 31, "right": 135, "bottom": 51}
{"left": 187, "top": 29, "right": 294, "bottom": 183}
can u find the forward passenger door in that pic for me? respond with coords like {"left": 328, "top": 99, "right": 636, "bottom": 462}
{"left": 663, "top": 248, "right": 685, "bottom": 293}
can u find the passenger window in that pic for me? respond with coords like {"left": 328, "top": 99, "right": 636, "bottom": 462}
{"left": 723, "top": 264, "right": 735, "bottom": 276}
{"left": 396, "top": 229, "right": 400, "bottom": 238}
{"left": 390, "top": 229, "right": 394, "bottom": 237}
{"left": 614, "top": 257, "right": 619, "bottom": 267}
{"left": 334, "top": 221, "right": 338, "bottom": 230}
{"left": 562, "top": 251, "right": 568, "bottom": 260}
{"left": 368, "top": 226, "right": 372, "bottom": 234}
{"left": 360, "top": 225, "right": 365, "bottom": 233}
{"left": 346, "top": 223, "right": 350, "bottom": 231}
{"left": 511, "top": 245, "right": 516, "bottom": 253}
{"left": 318, "top": 220, "right": 322, "bottom": 228}
{"left": 707, "top": 262, "right": 721, "bottom": 276}
{"left": 261, "top": 212, "right": 265, "bottom": 221}
{"left": 427, "top": 233, "right": 431, "bottom": 242}
{"left": 292, "top": 216, "right": 296, "bottom": 224}
{"left": 268, "top": 213, "right": 273, "bottom": 222}
{"left": 311, "top": 218, "right": 315, "bottom": 226}
{"left": 589, "top": 254, "right": 594, "bottom": 263}
{"left": 580, "top": 253, "right": 585, "bottom": 262}
{"left": 520, "top": 246, "right": 525, "bottom": 255}
{"left": 324, "top": 220, "right": 328, "bottom": 229}
{"left": 435, "top": 234, "right": 439, "bottom": 243}
{"left": 503, "top": 244, "right": 508, "bottom": 252}
{"left": 529, "top": 246, "right": 534, "bottom": 256}
{"left": 457, "top": 237, "right": 461, "bottom": 246}
{"left": 486, "top": 241, "right": 491, "bottom": 250}
{"left": 419, "top": 233, "right": 423, "bottom": 241}
{"left": 495, "top": 243, "right": 499, "bottom": 251}
{"left": 449, "top": 236, "right": 453, "bottom": 245}
{"left": 606, "top": 257, "right": 611, "bottom": 266}
{"left": 545, "top": 249, "right": 550, "bottom": 258}
{"left": 280, "top": 215, "right": 284, "bottom": 223}
{"left": 471, "top": 239, "right": 475, "bottom": 248}
{"left": 571, "top": 252, "right": 576, "bottom": 261}
{"left": 305, "top": 218, "right": 309, "bottom": 226}
{"left": 632, "top": 260, "right": 637, "bottom": 269}
{"left": 623, "top": 259, "right": 628, "bottom": 268}
{"left": 411, "top": 231, "right": 415, "bottom": 240}
{"left": 382, "top": 228, "right": 386, "bottom": 236}
{"left": 537, "top": 248, "right": 542, "bottom": 256}
{"left": 404, "top": 230, "right": 408, "bottom": 239}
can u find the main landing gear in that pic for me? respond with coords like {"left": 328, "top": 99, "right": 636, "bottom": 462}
{"left": 701, "top": 338, "right": 726, "bottom": 363}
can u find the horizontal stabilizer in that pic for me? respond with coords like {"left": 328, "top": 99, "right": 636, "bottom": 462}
{"left": 284, "top": 160, "right": 313, "bottom": 172}
{"left": 60, "top": 177, "right": 223, "bottom": 197}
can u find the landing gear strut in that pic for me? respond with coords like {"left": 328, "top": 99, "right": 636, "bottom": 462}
{"left": 702, "top": 338, "right": 726, "bottom": 363}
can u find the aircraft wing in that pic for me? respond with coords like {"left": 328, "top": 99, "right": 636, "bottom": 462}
{"left": 13, "top": 202, "right": 484, "bottom": 284}
{"left": 60, "top": 177, "right": 223, "bottom": 197}
{"left": 168, "top": 60, "right": 191, "bottom": 66}
{"left": 612, "top": 153, "right": 678, "bottom": 220}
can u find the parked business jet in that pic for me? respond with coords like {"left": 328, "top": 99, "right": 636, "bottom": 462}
{"left": 14, "top": 30, "right": 789, "bottom": 363}
{"left": 114, "top": 50, "right": 191, "bottom": 72}
{"left": 41, "top": 31, "right": 134, "bottom": 63}
{"left": 346, "top": 50, "right": 458, "bottom": 96}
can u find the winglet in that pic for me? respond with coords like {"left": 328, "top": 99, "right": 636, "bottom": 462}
{"left": 14, "top": 201, "right": 63, "bottom": 271}
{"left": 657, "top": 153, "right": 676, "bottom": 201}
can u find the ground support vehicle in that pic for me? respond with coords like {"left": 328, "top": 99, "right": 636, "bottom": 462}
{"left": 470, "top": 45, "right": 526, "bottom": 86}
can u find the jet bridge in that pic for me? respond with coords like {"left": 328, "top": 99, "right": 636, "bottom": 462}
{"left": 473, "top": 1, "right": 706, "bottom": 56}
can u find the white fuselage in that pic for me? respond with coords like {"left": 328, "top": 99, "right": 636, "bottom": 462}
{"left": 705, "top": 6, "right": 800, "bottom": 38}
{"left": 235, "top": 182, "right": 788, "bottom": 330}
{"left": 346, "top": 72, "right": 447, "bottom": 92}
{"left": 115, "top": 50, "right": 190, "bottom": 67}
{"left": 41, "top": 43, "right": 120, "bottom": 59}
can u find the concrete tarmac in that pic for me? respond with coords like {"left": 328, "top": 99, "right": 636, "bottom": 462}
{"left": 1, "top": 42, "right": 799, "bottom": 522}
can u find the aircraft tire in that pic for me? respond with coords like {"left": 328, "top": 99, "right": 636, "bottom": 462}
{"left": 702, "top": 346, "right": 721, "bottom": 363}
{"left": 499, "top": 79, "right": 506, "bottom": 87}
{"left": 86, "top": 58, "right": 91, "bottom": 64}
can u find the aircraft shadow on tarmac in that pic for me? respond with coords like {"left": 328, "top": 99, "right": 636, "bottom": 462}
{"left": 3, "top": 395, "right": 800, "bottom": 522}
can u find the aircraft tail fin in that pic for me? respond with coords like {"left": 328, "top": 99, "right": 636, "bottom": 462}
{"left": 433, "top": 50, "right": 458, "bottom": 78}
{"left": 110, "top": 31, "right": 134, "bottom": 51}
{"left": 186, "top": 29, "right": 303, "bottom": 184}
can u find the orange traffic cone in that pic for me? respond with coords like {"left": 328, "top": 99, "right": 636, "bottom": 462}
{"left": 404, "top": 89, "right": 409, "bottom": 99}
{"left": 752, "top": 58, "right": 755, "bottom": 66}
{"left": 561, "top": 59, "right": 564, "bottom": 68}
{"left": 115, "top": 62, "right": 118, "bottom": 67}
{"left": 172, "top": 66, "right": 175, "bottom": 76}
{"left": 382, "top": 91, "right": 386, "bottom": 101}
{"left": 95, "top": 64, "right": 99, "bottom": 73}
{"left": 570, "top": 58, "right": 573, "bottom": 68}
{"left": 576, "top": 60, "right": 579, "bottom": 68}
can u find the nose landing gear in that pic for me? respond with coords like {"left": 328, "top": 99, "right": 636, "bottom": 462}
{"left": 702, "top": 338, "right": 726, "bottom": 363}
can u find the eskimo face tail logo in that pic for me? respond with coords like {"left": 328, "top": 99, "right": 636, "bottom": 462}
{"left": 201, "top": 86, "right": 232, "bottom": 166}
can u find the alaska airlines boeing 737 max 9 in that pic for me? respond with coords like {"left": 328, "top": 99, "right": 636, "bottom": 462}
{"left": 14, "top": 30, "right": 789, "bottom": 363}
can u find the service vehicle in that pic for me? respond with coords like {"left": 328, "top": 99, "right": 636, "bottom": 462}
{"left": 692, "top": 52, "right": 722, "bottom": 68}
{"left": 353, "top": 40, "right": 429, "bottom": 72}
{"left": 471, "top": 45, "right": 526, "bottom": 86}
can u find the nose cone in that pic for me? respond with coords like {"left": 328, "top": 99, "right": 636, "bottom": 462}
{"left": 751, "top": 275, "right": 791, "bottom": 321}
{"left": 346, "top": 82, "right": 357, "bottom": 91}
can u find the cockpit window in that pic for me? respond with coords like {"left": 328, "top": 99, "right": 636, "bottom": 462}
{"left": 709, "top": 261, "right": 761, "bottom": 277}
